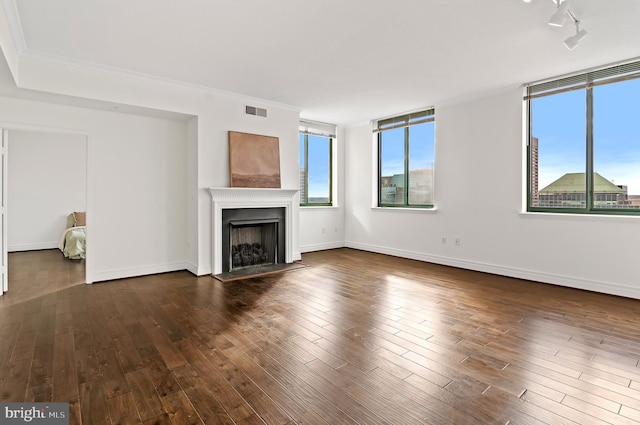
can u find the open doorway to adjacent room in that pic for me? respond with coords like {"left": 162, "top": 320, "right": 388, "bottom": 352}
{"left": 3, "top": 129, "right": 87, "bottom": 304}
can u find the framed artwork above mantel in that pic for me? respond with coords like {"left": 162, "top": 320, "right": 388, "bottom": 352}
{"left": 228, "top": 131, "right": 281, "bottom": 188}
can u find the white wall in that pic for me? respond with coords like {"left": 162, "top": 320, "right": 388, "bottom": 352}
{"left": 194, "top": 97, "right": 301, "bottom": 275}
{"left": 0, "top": 51, "right": 305, "bottom": 280}
{"left": 186, "top": 116, "right": 199, "bottom": 274}
{"left": 345, "top": 88, "right": 640, "bottom": 299}
{"left": 0, "top": 96, "right": 189, "bottom": 283}
{"left": 4, "top": 55, "right": 302, "bottom": 277}
{"left": 7, "top": 130, "right": 86, "bottom": 251}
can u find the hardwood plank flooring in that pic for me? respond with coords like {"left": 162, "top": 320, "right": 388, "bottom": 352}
{"left": 5, "top": 249, "right": 85, "bottom": 305}
{"left": 2, "top": 248, "right": 640, "bottom": 424}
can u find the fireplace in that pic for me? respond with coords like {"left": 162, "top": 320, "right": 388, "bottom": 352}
{"left": 222, "top": 207, "right": 285, "bottom": 273}
{"left": 209, "top": 187, "right": 298, "bottom": 276}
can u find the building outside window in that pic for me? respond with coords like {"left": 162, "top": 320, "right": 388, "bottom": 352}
{"left": 374, "top": 109, "right": 435, "bottom": 208}
{"left": 299, "top": 120, "right": 335, "bottom": 206}
{"left": 526, "top": 60, "right": 640, "bottom": 214}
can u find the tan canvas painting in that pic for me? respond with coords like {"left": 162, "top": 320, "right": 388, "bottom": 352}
{"left": 229, "top": 131, "right": 281, "bottom": 188}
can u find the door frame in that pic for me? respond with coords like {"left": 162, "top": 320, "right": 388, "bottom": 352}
{"left": 1, "top": 130, "right": 7, "bottom": 294}
{"left": 0, "top": 122, "right": 91, "bottom": 296}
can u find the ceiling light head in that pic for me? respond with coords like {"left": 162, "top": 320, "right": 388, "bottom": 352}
{"left": 564, "top": 26, "right": 587, "bottom": 50}
{"left": 548, "top": 0, "right": 570, "bottom": 26}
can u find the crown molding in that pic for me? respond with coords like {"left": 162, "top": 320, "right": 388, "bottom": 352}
{"left": 18, "top": 49, "right": 301, "bottom": 113}
{"left": 1, "top": 0, "right": 26, "bottom": 54}
{"left": 2, "top": 0, "right": 295, "bottom": 112}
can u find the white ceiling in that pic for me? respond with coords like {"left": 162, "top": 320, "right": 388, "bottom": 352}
{"left": 3, "top": 0, "right": 640, "bottom": 125}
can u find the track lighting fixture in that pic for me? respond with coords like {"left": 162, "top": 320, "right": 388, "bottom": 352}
{"left": 548, "top": 0, "right": 570, "bottom": 27}
{"left": 523, "top": 0, "right": 587, "bottom": 50}
{"left": 563, "top": 21, "right": 587, "bottom": 50}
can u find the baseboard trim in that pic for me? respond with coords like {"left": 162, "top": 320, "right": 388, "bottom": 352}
{"left": 85, "top": 242, "right": 640, "bottom": 299}
{"left": 88, "top": 261, "right": 189, "bottom": 283}
{"left": 300, "top": 242, "right": 345, "bottom": 253}
{"left": 185, "top": 262, "right": 212, "bottom": 277}
{"left": 185, "top": 261, "right": 199, "bottom": 276}
{"left": 345, "top": 241, "right": 640, "bottom": 300}
{"left": 9, "top": 242, "right": 59, "bottom": 252}
{"left": 293, "top": 252, "right": 302, "bottom": 261}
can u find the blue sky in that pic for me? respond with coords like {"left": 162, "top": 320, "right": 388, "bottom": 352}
{"left": 532, "top": 78, "right": 640, "bottom": 194}
{"left": 380, "top": 122, "right": 435, "bottom": 177}
{"left": 299, "top": 134, "right": 330, "bottom": 199}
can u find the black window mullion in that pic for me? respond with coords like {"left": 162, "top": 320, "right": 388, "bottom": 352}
{"left": 328, "top": 138, "right": 333, "bottom": 205}
{"left": 526, "top": 97, "right": 533, "bottom": 207}
{"left": 378, "top": 132, "right": 383, "bottom": 206}
{"left": 300, "top": 126, "right": 334, "bottom": 207}
{"left": 526, "top": 59, "right": 640, "bottom": 215}
{"left": 376, "top": 109, "right": 434, "bottom": 208}
{"left": 586, "top": 87, "right": 594, "bottom": 211}
{"left": 303, "top": 135, "right": 309, "bottom": 204}
{"left": 404, "top": 126, "right": 410, "bottom": 205}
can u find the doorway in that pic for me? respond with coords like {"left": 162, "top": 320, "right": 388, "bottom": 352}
{"left": 1, "top": 128, "right": 88, "bottom": 298}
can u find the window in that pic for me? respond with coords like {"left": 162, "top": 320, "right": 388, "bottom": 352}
{"left": 526, "top": 60, "right": 640, "bottom": 214}
{"left": 375, "top": 109, "right": 435, "bottom": 207}
{"left": 299, "top": 120, "right": 335, "bottom": 206}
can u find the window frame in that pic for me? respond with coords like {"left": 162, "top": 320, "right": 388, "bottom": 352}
{"left": 299, "top": 122, "right": 334, "bottom": 207}
{"left": 375, "top": 109, "right": 435, "bottom": 208}
{"left": 525, "top": 60, "right": 640, "bottom": 216}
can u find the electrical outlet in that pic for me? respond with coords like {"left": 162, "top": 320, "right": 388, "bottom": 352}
{"left": 441, "top": 237, "right": 447, "bottom": 244}
{"left": 454, "top": 238, "right": 461, "bottom": 246}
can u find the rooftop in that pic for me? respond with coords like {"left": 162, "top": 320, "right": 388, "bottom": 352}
{"left": 539, "top": 172, "right": 624, "bottom": 194}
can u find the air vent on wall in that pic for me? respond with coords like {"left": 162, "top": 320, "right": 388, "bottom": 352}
{"left": 246, "top": 105, "right": 267, "bottom": 117}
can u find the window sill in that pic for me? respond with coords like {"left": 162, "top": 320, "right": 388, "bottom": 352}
{"left": 519, "top": 211, "right": 640, "bottom": 222}
{"left": 371, "top": 206, "right": 438, "bottom": 214}
{"left": 300, "top": 205, "right": 340, "bottom": 210}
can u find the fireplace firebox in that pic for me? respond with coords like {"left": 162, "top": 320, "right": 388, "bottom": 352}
{"left": 221, "top": 207, "right": 285, "bottom": 273}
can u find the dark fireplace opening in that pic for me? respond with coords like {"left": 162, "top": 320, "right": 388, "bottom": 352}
{"left": 231, "top": 220, "right": 277, "bottom": 270}
{"left": 222, "top": 207, "right": 285, "bottom": 273}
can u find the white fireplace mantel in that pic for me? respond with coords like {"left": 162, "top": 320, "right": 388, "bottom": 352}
{"left": 209, "top": 187, "right": 298, "bottom": 275}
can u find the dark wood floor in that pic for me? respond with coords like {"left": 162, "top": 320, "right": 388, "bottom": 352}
{"left": 1, "top": 248, "right": 640, "bottom": 424}
{"left": 4, "top": 249, "right": 86, "bottom": 305}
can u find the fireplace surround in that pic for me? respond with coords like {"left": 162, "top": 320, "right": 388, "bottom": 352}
{"left": 209, "top": 187, "right": 298, "bottom": 275}
{"left": 222, "top": 207, "right": 285, "bottom": 272}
